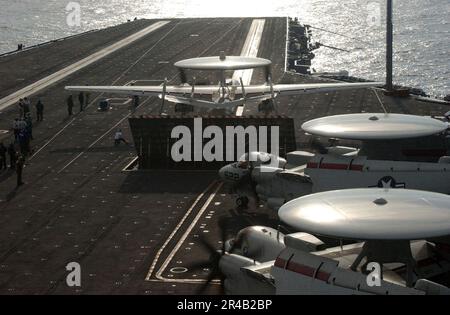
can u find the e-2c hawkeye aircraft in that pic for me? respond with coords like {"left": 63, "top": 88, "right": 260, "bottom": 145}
{"left": 65, "top": 54, "right": 382, "bottom": 112}
{"left": 203, "top": 189, "right": 450, "bottom": 295}
{"left": 219, "top": 113, "right": 450, "bottom": 210}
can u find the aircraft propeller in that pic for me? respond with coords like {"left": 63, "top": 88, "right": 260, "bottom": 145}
{"left": 159, "top": 78, "right": 167, "bottom": 114}
{"left": 184, "top": 217, "right": 239, "bottom": 294}
{"left": 247, "top": 172, "right": 261, "bottom": 206}
{"left": 232, "top": 165, "right": 261, "bottom": 208}
{"left": 179, "top": 68, "right": 187, "bottom": 84}
{"left": 264, "top": 65, "right": 272, "bottom": 84}
{"left": 239, "top": 77, "right": 246, "bottom": 105}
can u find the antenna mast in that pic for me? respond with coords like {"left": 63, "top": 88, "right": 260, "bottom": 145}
{"left": 386, "top": 0, "right": 394, "bottom": 91}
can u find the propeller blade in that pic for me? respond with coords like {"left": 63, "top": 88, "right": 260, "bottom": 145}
{"left": 239, "top": 77, "right": 246, "bottom": 105}
{"left": 264, "top": 65, "right": 272, "bottom": 83}
{"left": 268, "top": 75, "right": 275, "bottom": 100}
{"left": 218, "top": 216, "right": 242, "bottom": 254}
{"left": 195, "top": 265, "right": 222, "bottom": 294}
{"left": 183, "top": 260, "right": 213, "bottom": 273}
{"left": 197, "top": 235, "right": 220, "bottom": 256}
{"left": 191, "top": 76, "right": 196, "bottom": 98}
{"left": 179, "top": 69, "right": 187, "bottom": 84}
{"left": 195, "top": 235, "right": 225, "bottom": 294}
{"left": 250, "top": 179, "right": 260, "bottom": 205}
{"left": 217, "top": 217, "right": 228, "bottom": 254}
{"left": 193, "top": 219, "right": 238, "bottom": 294}
{"left": 159, "top": 77, "right": 167, "bottom": 114}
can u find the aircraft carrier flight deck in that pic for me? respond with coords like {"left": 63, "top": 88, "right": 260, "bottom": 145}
{"left": 0, "top": 17, "right": 448, "bottom": 295}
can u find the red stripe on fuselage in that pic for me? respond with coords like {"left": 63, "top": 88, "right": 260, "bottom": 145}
{"left": 307, "top": 162, "right": 363, "bottom": 171}
{"left": 275, "top": 258, "right": 331, "bottom": 282}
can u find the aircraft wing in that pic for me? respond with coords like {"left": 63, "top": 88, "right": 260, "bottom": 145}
{"left": 65, "top": 85, "right": 204, "bottom": 96}
{"left": 244, "top": 81, "right": 384, "bottom": 96}
{"left": 65, "top": 82, "right": 382, "bottom": 97}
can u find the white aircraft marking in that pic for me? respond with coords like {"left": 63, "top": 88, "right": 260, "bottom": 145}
{"left": 145, "top": 181, "right": 222, "bottom": 282}
{"left": 154, "top": 181, "right": 223, "bottom": 282}
{"left": 284, "top": 17, "right": 289, "bottom": 73}
{"left": 233, "top": 19, "right": 266, "bottom": 117}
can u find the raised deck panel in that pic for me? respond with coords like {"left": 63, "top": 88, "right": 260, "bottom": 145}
{"left": 129, "top": 116, "right": 296, "bottom": 169}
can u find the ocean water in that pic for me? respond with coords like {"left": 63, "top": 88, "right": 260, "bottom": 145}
{"left": 0, "top": 0, "right": 448, "bottom": 97}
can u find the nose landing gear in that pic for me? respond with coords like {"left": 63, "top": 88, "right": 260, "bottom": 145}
{"left": 236, "top": 196, "right": 249, "bottom": 208}
{"left": 258, "top": 99, "right": 276, "bottom": 114}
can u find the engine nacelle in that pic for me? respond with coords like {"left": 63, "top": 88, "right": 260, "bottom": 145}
{"left": 229, "top": 226, "right": 285, "bottom": 263}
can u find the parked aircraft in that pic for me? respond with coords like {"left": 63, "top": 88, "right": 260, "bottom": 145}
{"left": 199, "top": 189, "right": 450, "bottom": 295}
{"left": 219, "top": 113, "right": 450, "bottom": 209}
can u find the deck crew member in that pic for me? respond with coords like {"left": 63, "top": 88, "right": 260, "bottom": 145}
{"left": 17, "top": 118, "right": 27, "bottom": 133}
{"left": 133, "top": 95, "right": 140, "bottom": 109}
{"left": 23, "top": 97, "right": 31, "bottom": 114}
{"left": 114, "top": 129, "right": 129, "bottom": 146}
{"left": 67, "top": 95, "right": 74, "bottom": 116}
{"left": 25, "top": 113, "right": 33, "bottom": 140}
{"left": 12, "top": 118, "right": 20, "bottom": 141}
{"left": 78, "top": 92, "right": 85, "bottom": 112}
{"left": 36, "top": 99, "right": 44, "bottom": 121}
{"left": 18, "top": 99, "right": 24, "bottom": 118}
{"left": 18, "top": 130, "right": 30, "bottom": 157}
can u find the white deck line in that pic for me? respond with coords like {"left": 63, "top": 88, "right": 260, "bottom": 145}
{"left": 0, "top": 21, "right": 170, "bottom": 111}
{"left": 145, "top": 181, "right": 216, "bottom": 281}
{"left": 284, "top": 17, "right": 289, "bottom": 73}
{"left": 233, "top": 19, "right": 266, "bottom": 117}
{"left": 154, "top": 182, "right": 223, "bottom": 282}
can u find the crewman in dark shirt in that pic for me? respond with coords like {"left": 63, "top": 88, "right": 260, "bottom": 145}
{"left": 67, "top": 95, "right": 74, "bottom": 116}
{"left": 36, "top": 99, "right": 44, "bottom": 121}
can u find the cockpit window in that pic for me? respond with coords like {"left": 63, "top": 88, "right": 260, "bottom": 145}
{"left": 238, "top": 153, "right": 250, "bottom": 162}
{"left": 237, "top": 161, "right": 249, "bottom": 169}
